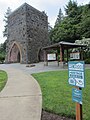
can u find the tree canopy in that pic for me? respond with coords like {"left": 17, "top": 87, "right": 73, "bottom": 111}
{"left": 3, "top": 7, "right": 11, "bottom": 37}
{"left": 50, "top": 0, "right": 90, "bottom": 43}
{"left": 55, "top": 8, "right": 64, "bottom": 25}
{"left": 1, "top": 7, "right": 11, "bottom": 63}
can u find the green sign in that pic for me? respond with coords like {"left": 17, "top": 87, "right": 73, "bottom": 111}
{"left": 72, "top": 88, "right": 82, "bottom": 104}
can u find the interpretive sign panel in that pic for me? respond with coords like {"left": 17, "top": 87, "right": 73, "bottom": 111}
{"left": 70, "top": 52, "right": 80, "bottom": 60}
{"left": 47, "top": 54, "right": 56, "bottom": 61}
{"left": 68, "top": 61, "right": 85, "bottom": 88}
{"left": 72, "top": 88, "right": 82, "bottom": 104}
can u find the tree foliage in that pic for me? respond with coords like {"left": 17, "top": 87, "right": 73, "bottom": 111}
{"left": 75, "top": 38, "right": 90, "bottom": 52}
{"left": 3, "top": 7, "right": 11, "bottom": 37}
{"left": 0, "top": 41, "right": 6, "bottom": 63}
{"left": 1, "top": 7, "right": 11, "bottom": 63}
{"left": 55, "top": 8, "right": 64, "bottom": 25}
{"left": 75, "top": 38, "right": 90, "bottom": 62}
{"left": 50, "top": 0, "right": 90, "bottom": 43}
{"left": 65, "top": 0, "right": 78, "bottom": 17}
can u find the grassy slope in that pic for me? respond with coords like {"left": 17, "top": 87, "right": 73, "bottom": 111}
{"left": 0, "top": 70, "right": 7, "bottom": 91}
{"left": 32, "top": 69, "right": 90, "bottom": 119}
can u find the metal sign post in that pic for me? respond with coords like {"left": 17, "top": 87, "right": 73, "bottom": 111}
{"left": 68, "top": 61, "right": 85, "bottom": 120}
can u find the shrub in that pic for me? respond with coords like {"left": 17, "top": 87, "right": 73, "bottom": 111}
{"left": 0, "top": 54, "right": 5, "bottom": 63}
{"left": 85, "top": 58, "right": 90, "bottom": 64}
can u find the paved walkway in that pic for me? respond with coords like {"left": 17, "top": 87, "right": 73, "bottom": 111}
{"left": 0, "top": 64, "right": 42, "bottom": 120}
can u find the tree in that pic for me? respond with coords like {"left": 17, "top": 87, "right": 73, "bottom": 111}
{"left": 3, "top": 7, "right": 11, "bottom": 37}
{"left": 48, "top": 23, "right": 53, "bottom": 32}
{"left": 1, "top": 7, "right": 11, "bottom": 63}
{"left": 50, "top": 0, "right": 82, "bottom": 43}
{"left": 65, "top": 0, "right": 78, "bottom": 17}
{"left": 0, "top": 42, "right": 6, "bottom": 63}
{"left": 55, "top": 8, "right": 64, "bottom": 25}
{"left": 80, "top": 3, "right": 90, "bottom": 38}
{"left": 75, "top": 38, "right": 90, "bottom": 61}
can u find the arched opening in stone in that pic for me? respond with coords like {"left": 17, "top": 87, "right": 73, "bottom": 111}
{"left": 9, "top": 43, "right": 21, "bottom": 63}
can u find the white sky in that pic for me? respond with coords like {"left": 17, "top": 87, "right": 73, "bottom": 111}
{"left": 0, "top": 0, "right": 90, "bottom": 44}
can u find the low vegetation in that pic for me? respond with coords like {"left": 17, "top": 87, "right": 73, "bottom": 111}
{"left": 0, "top": 42, "right": 6, "bottom": 63}
{"left": 32, "top": 69, "right": 90, "bottom": 119}
{"left": 0, "top": 70, "right": 7, "bottom": 91}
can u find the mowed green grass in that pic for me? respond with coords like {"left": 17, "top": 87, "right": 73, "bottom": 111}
{"left": 32, "top": 69, "right": 90, "bottom": 119}
{"left": 0, "top": 70, "right": 7, "bottom": 92}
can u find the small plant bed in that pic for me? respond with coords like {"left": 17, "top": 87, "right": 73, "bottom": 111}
{"left": 32, "top": 69, "right": 90, "bottom": 120}
{"left": 0, "top": 70, "right": 7, "bottom": 92}
{"left": 41, "top": 110, "right": 74, "bottom": 120}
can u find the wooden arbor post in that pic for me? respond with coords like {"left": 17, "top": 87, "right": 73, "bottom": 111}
{"left": 66, "top": 49, "right": 69, "bottom": 63}
{"left": 80, "top": 47, "right": 84, "bottom": 60}
{"left": 60, "top": 45, "right": 64, "bottom": 67}
{"left": 44, "top": 50, "right": 48, "bottom": 66}
{"left": 60, "top": 45, "right": 64, "bottom": 62}
{"left": 60, "top": 45, "right": 63, "bottom": 62}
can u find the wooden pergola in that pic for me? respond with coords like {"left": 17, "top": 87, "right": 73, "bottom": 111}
{"left": 42, "top": 41, "right": 86, "bottom": 66}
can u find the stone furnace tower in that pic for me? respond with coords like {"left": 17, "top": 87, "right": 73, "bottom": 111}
{"left": 6, "top": 3, "right": 49, "bottom": 64}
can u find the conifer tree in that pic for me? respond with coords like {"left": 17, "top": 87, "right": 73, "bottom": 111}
{"left": 3, "top": 7, "right": 11, "bottom": 37}
{"left": 55, "top": 8, "right": 64, "bottom": 25}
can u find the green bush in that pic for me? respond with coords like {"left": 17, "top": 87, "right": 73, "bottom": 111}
{"left": 85, "top": 58, "right": 90, "bottom": 64}
{"left": 0, "top": 54, "right": 5, "bottom": 63}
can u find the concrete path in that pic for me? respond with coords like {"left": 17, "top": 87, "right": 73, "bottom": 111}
{"left": 0, "top": 65, "right": 42, "bottom": 120}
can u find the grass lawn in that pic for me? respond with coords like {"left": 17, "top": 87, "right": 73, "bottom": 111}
{"left": 0, "top": 70, "right": 7, "bottom": 92}
{"left": 32, "top": 69, "right": 90, "bottom": 120}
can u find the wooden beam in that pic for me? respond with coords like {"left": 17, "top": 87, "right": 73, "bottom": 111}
{"left": 44, "top": 50, "right": 48, "bottom": 66}
{"left": 76, "top": 87, "right": 82, "bottom": 120}
{"left": 76, "top": 102, "right": 82, "bottom": 120}
{"left": 80, "top": 47, "right": 84, "bottom": 60}
{"left": 60, "top": 45, "right": 63, "bottom": 62}
{"left": 67, "top": 49, "right": 68, "bottom": 62}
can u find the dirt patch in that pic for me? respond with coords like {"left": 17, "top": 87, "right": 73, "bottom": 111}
{"left": 26, "top": 64, "right": 35, "bottom": 67}
{"left": 41, "top": 110, "right": 75, "bottom": 120}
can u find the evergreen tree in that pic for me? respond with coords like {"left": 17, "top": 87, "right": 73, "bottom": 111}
{"left": 55, "top": 8, "right": 64, "bottom": 25}
{"left": 3, "top": 7, "right": 11, "bottom": 37}
{"left": 0, "top": 42, "right": 6, "bottom": 63}
{"left": 48, "top": 23, "right": 52, "bottom": 32}
{"left": 80, "top": 3, "right": 90, "bottom": 38}
{"left": 50, "top": 0, "right": 85, "bottom": 43}
{"left": 65, "top": 0, "right": 78, "bottom": 17}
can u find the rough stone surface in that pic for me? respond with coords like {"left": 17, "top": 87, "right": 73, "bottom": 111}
{"left": 6, "top": 3, "right": 49, "bottom": 64}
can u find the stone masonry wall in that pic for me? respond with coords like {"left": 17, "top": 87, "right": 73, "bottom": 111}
{"left": 26, "top": 4, "right": 49, "bottom": 63}
{"left": 6, "top": 3, "right": 27, "bottom": 63}
{"left": 6, "top": 3, "right": 49, "bottom": 64}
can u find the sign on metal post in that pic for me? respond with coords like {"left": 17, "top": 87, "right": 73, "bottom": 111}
{"left": 68, "top": 61, "right": 85, "bottom": 88}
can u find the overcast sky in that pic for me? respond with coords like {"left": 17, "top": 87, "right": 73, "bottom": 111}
{"left": 0, "top": 0, "right": 90, "bottom": 44}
